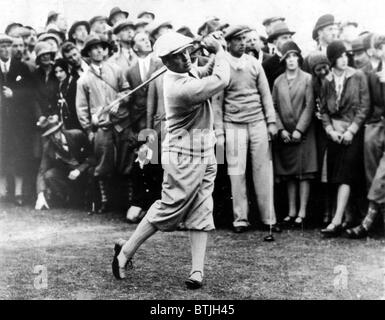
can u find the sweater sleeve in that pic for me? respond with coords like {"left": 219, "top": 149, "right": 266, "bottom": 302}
{"left": 296, "top": 75, "right": 315, "bottom": 133}
{"left": 178, "top": 50, "right": 230, "bottom": 105}
{"left": 256, "top": 62, "right": 276, "bottom": 124}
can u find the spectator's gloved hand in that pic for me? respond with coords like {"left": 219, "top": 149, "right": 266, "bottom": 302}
{"left": 291, "top": 130, "right": 302, "bottom": 143}
{"left": 280, "top": 130, "right": 291, "bottom": 143}
{"left": 35, "top": 192, "right": 50, "bottom": 210}
{"left": 329, "top": 130, "right": 343, "bottom": 144}
{"left": 68, "top": 169, "right": 81, "bottom": 181}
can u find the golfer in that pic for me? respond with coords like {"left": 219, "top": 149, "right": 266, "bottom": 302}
{"left": 112, "top": 31, "right": 230, "bottom": 289}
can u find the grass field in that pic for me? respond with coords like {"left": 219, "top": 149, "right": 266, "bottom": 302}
{"left": 1, "top": 202, "right": 385, "bottom": 300}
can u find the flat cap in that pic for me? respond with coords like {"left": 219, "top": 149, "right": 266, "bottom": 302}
{"left": 224, "top": 25, "right": 251, "bottom": 41}
{"left": 0, "top": 34, "right": 13, "bottom": 45}
{"left": 153, "top": 31, "right": 194, "bottom": 58}
{"left": 262, "top": 16, "right": 285, "bottom": 26}
{"left": 112, "top": 19, "right": 135, "bottom": 34}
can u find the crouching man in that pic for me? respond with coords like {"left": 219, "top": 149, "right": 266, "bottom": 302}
{"left": 35, "top": 115, "right": 94, "bottom": 210}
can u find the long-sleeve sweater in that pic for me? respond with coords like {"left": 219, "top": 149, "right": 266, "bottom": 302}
{"left": 162, "top": 50, "right": 230, "bottom": 158}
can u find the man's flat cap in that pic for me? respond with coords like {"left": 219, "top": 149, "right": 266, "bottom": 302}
{"left": 224, "top": 25, "right": 251, "bottom": 41}
{"left": 153, "top": 31, "right": 194, "bottom": 58}
{"left": 262, "top": 17, "right": 285, "bottom": 26}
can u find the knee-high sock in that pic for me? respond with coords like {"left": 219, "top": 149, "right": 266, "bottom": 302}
{"left": 119, "top": 218, "right": 157, "bottom": 266}
{"left": 189, "top": 231, "right": 208, "bottom": 277}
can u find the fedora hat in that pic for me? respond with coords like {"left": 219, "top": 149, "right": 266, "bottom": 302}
{"left": 108, "top": 7, "right": 129, "bottom": 26}
{"left": 112, "top": 19, "right": 135, "bottom": 35}
{"left": 68, "top": 21, "right": 90, "bottom": 42}
{"left": 267, "top": 22, "right": 295, "bottom": 42}
{"left": 312, "top": 14, "right": 336, "bottom": 41}
{"left": 137, "top": 11, "right": 155, "bottom": 20}
{"left": 37, "top": 115, "right": 63, "bottom": 137}
{"left": 81, "top": 34, "right": 110, "bottom": 57}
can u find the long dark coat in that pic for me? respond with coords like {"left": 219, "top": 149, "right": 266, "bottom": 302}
{"left": 272, "top": 70, "right": 318, "bottom": 179}
{"left": 0, "top": 58, "right": 36, "bottom": 176}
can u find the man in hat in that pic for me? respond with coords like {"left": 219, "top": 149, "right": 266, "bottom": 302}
{"left": 212, "top": 25, "right": 279, "bottom": 233}
{"left": 137, "top": 11, "right": 155, "bottom": 23}
{"left": 245, "top": 28, "right": 272, "bottom": 63}
{"left": 38, "top": 33, "right": 62, "bottom": 58}
{"left": 68, "top": 21, "right": 90, "bottom": 51}
{"left": 350, "top": 36, "right": 373, "bottom": 72}
{"left": 76, "top": 34, "right": 131, "bottom": 213}
{"left": 112, "top": 31, "right": 230, "bottom": 289}
{"left": 148, "top": 21, "right": 173, "bottom": 42}
{"left": 45, "top": 11, "right": 67, "bottom": 40}
{"left": 35, "top": 115, "right": 93, "bottom": 210}
{"left": 61, "top": 42, "right": 89, "bottom": 79}
{"left": 345, "top": 35, "right": 385, "bottom": 238}
{"left": 108, "top": 7, "right": 129, "bottom": 27}
{"left": 109, "top": 20, "right": 137, "bottom": 72}
{"left": 262, "top": 17, "right": 285, "bottom": 55}
{"left": 0, "top": 34, "right": 35, "bottom": 206}
{"left": 89, "top": 16, "right": 108, "bottom": 36}
{"left": 262, "top": 21, "right": 295, "bottom": 90}
{"left": 312, "top": 14, "right": 339, "bottom": 54}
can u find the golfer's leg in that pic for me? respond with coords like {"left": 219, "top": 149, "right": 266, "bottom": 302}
{"left": 189, "top": 231, "right": 208, "bottom": 282}
{"left": 118, "top": 218, "right": 157, "bottom": 267}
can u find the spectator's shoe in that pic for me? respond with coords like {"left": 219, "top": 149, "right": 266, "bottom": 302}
{"left": 293, "top": 217, "right": 305, "bottom": 229}
{"left": 321, "top": 223, "right": 342, "bottom": 237}
{"left": 185, "top": 271, "right": 203, "bottom": 290}
{"left": 14, "top": 195, "right": 24, "bottom": 207}
{"left": 341, "top": 220, "right": 355, "bottom": 230}
{"left": 233, "top": 226, "right": 249, "bottom": 233}
{"left": 281, "top": 216, "right": 296, "bottom": 228}
{"left": 345, "top": 225, "right": 368, "bottom": 239}
{"left": 111, "top": 242, "right": 132, "bottom": 280}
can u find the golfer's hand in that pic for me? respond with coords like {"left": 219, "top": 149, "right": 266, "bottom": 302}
{"left": 281, "top": 130, "right": 291, "bottom": 143}
{"left": 377, "top": 70, "right": 385, "bottom": 83}
{"left": 91, "top": 114, "right": 99, "bottom": 127}
{"left": 68, "top": 169, "right": 81, "bottom": 181}
{"left": 267, "top": 123, "right": 278, "bottom": 140}
{"left": 2, "top": 86, "right": 13, "bottom": 99}
{"left": 202, "top": 34, "right": 222, "bottom": 54}
{"left": 35, "top": 192, "right": 49, "bottom": 210}
{"left": 342, "top": 130, "right": 354, "bottom": 145}
{"left": 291, "top": 130, "right": 302, "bottom": 143}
